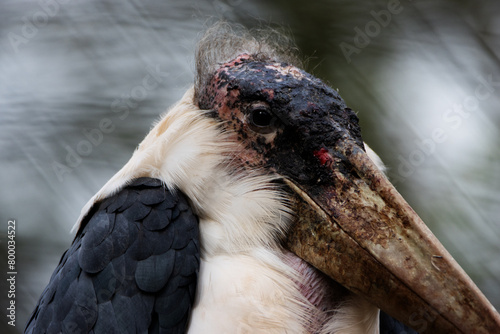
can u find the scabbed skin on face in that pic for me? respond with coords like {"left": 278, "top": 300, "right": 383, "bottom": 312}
{"left": 197, "top": 54, "right": 365, "bottom": 186}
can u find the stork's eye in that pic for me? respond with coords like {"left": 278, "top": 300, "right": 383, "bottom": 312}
{"left": 251, "top": 108, "right": 273, "bottom": 127}
{"left": 247, "top": 104, "right": 277, "bottom": 134}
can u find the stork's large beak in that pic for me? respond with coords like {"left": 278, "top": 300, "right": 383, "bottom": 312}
{"left": 284, "top": 139, "right": 500, "bottom": 333}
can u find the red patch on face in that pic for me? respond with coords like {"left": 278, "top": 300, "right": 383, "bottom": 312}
{"left": 313, "top": 148, "right": 333, "bottom": 166}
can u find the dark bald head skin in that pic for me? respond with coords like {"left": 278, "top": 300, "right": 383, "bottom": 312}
{"left": 197, "top": 53, "right": 364, "bottom": 186}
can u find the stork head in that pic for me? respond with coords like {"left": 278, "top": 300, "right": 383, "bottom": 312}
{"left": 193, "top": 24, "right": 500, "bottom": 333}
{"left": 197, "top": 52, "right": 362, "bottom": 184}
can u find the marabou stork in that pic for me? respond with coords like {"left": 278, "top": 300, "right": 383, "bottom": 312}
{"left": 26, "top": 24, "right": 500, "bottom": 334}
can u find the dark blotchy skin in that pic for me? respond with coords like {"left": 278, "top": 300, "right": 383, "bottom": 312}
{"left": 198, "top": 53, "right": 364, "bottom": 186}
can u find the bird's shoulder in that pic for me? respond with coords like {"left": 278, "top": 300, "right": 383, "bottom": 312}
{"left": 25, "top": 177, "right": 200, "bottom": 334}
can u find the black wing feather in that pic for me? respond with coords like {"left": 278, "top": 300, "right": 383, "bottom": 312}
{"left": 25, "top": 177, "right": 200, "bottom": 334}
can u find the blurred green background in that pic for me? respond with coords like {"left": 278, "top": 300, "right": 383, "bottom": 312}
{"left": 1, "top": 0, "right": 499, "bottom": 332}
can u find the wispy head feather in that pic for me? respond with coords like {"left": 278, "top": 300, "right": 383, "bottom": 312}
{"left": 194, "top": 21, "right": 302, "bottom": 105}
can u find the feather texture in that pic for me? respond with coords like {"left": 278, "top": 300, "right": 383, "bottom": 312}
{"left": 26, "top": 178, "right": 199, "bottom": 334}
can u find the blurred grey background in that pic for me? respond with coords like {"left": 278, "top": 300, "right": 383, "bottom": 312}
{"left": 1, "top": 0, "right": 499, "bottom": 332}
